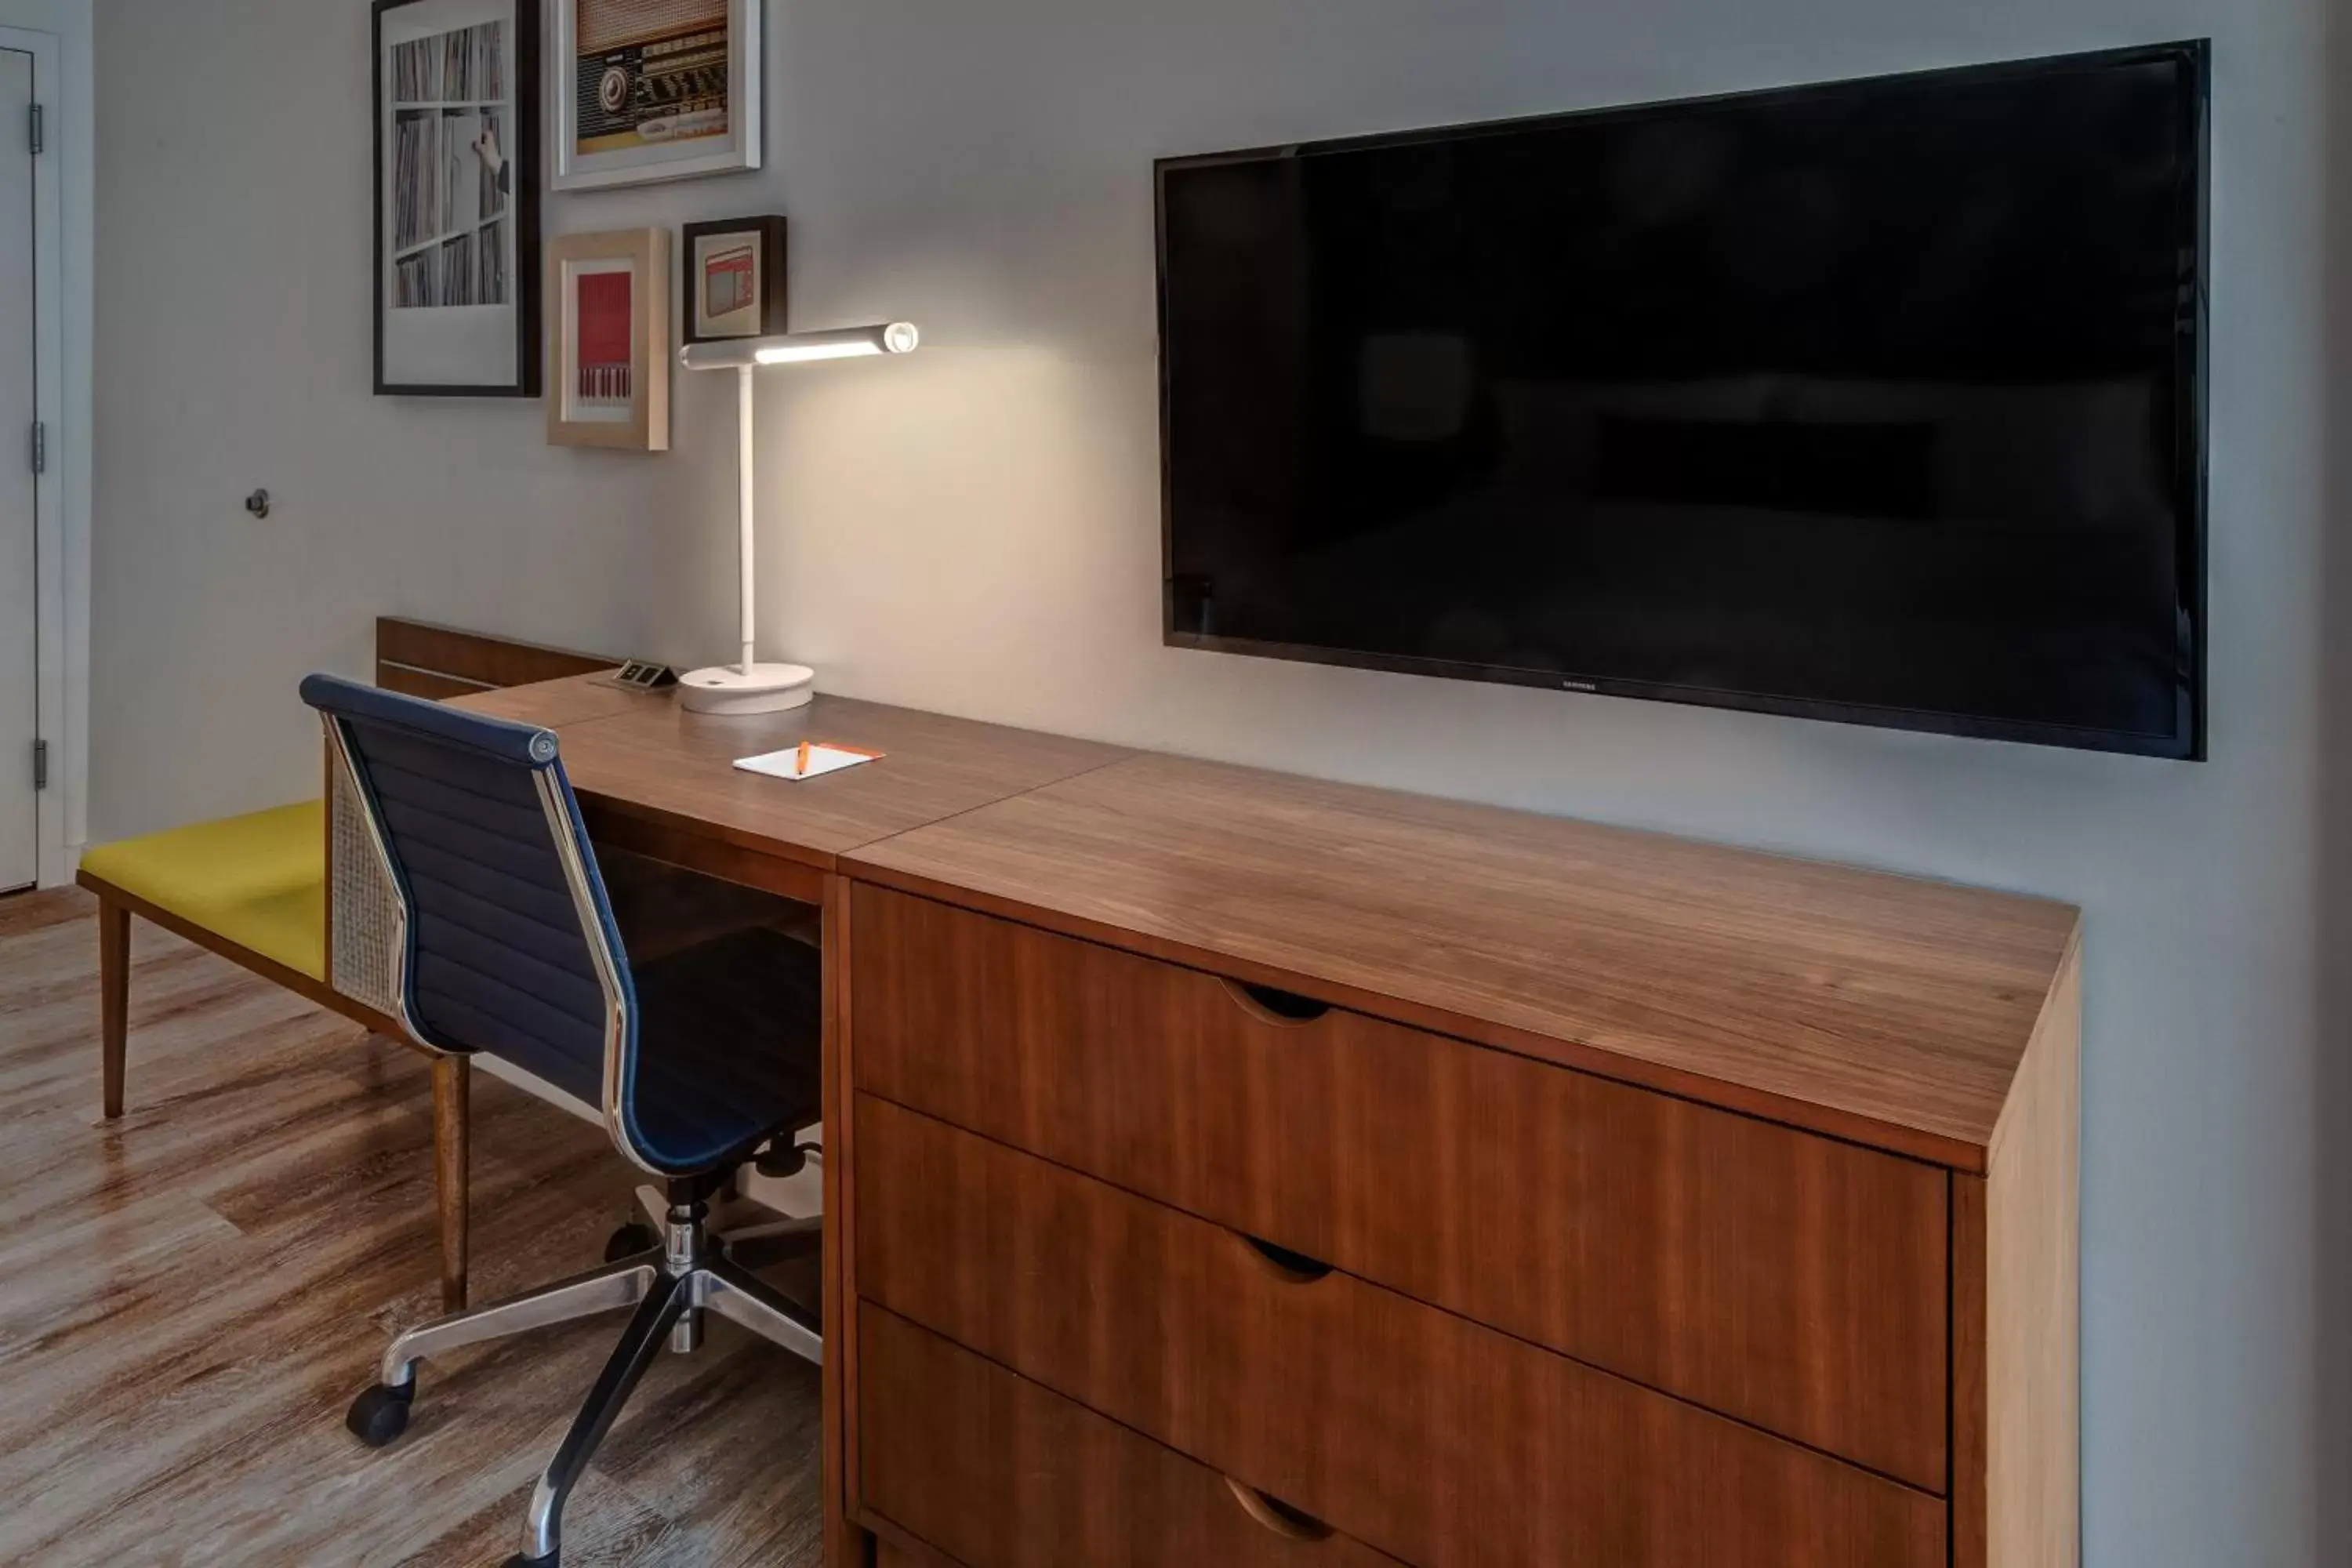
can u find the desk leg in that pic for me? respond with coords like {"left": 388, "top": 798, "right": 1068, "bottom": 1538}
{"left": 98, "top": 899, "right": 130, "bottom": 1120}
{"left": 822, "top": 874, "right": 872, "bottom": 1566}
{"left": 431, "top": 1054, "right": 470, "bottom": 1312}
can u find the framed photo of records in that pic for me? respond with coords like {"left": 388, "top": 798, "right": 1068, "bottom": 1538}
{"left": 681, "top": 216, "right": 788, "bottom": 344}
{"left": 546, "top": 229, "right": 671, "bottom": 452}
{"left": 372, "top": 0, "right": 543, "bottom": 395}
{"left": 553, "top": 0, "right": 761, "bottom": 191}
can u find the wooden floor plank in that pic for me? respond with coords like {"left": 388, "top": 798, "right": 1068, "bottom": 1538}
{"left": 0, "top": 887, "right": 822, "bottom": 1566}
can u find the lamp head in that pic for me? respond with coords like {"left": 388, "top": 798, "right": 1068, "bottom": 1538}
{"left": 680, "top": 322, "right": 921, "bottom": 372}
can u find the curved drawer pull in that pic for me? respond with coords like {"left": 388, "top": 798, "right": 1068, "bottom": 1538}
{"left": 1224, "top": 1476, "right": 1336, "bottom": 1543}
{"left": 1237, "top": 1232, "right": 1335, "bottom": 1284}
{"left": 1219, "top": 977, "right": 1334, "bottom": 1025}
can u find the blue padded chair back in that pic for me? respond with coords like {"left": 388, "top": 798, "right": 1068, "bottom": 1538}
{"left": 300, "top": 675, "right": 626, "bottom": 1122}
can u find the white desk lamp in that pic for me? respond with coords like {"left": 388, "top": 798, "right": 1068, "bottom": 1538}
{"left": 674, "top": 322, "right": 922, "bottom": 714}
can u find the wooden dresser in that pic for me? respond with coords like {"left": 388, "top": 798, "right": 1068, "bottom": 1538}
{"left": 831, "top": 753, "right": 2082, "bottom": 1568}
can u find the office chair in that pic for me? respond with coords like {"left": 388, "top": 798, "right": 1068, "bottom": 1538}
{"left": 301, "top": 675, "right": 824, "bottom": 1568}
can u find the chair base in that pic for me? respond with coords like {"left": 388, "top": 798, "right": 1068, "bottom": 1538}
{"left": 351, "top": 1187, "right": 821, "bottom": 1566}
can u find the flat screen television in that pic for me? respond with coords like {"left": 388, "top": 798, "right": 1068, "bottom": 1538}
{"left": 1157, "top": 42, "right": 2210, "bottom": 757}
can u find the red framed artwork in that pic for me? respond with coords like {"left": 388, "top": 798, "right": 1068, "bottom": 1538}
{"left": 546, "top": 227, "right": 670, "bottom": 451}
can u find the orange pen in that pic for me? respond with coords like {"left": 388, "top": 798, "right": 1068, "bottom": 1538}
{"left": 795, "top": 742, "right": 812, "bottom": 777}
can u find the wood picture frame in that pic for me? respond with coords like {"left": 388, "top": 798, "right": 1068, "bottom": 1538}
{"left": 553, "top": 0, "right": 762, "bottom": 191}
{"left": 372, "top": 0, "right": 543, "bottom": 397}
{"left": 546, "top": 228, "right": 670, "bottom": 452}
{"left": 681, "top": 216, "right": 789, "bottom": 345}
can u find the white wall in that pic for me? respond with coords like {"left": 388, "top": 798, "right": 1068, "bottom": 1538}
{"left": 93, "top": 2, "right": 2341, "bottom": 1564}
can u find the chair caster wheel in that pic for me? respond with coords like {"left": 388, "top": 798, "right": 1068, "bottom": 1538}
{"left": 345, "top": 1382, "right": 413, "bottom": 1448}
{"left": 604, "top": 1222, "right": 659, "bottom": 1263}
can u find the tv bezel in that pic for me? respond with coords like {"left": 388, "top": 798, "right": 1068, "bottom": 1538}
{"left": 1154, "top": 40, "right": 2212, "bottom": 760}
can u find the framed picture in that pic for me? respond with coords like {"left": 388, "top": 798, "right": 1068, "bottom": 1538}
{"left": 681, "top": 216, "right": 788, "bottom": 344}
{"left": 553, "top": 0, "right": 761, "bottom": 191}
{"left": 546, "top": 229, "right": 670, "bottom": 451}
{"left": 373, "top": 0, "right": 542, "bottom": 396}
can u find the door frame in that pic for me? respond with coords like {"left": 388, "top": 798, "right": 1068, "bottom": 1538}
{"left": 0, "top": 24, "right": 68, "bottom": 887}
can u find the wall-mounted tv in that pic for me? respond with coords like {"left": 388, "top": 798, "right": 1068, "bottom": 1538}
{"left": 1157, "top": 42, "right": 2210, "bottom": 757}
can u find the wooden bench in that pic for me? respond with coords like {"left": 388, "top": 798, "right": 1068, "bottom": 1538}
{"left": 76, "top": 619, "right": 616, "bottom": 1310}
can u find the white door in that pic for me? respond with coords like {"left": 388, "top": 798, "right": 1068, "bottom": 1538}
{"left": 0, "top": 48, "right": 33, "bottom": 892}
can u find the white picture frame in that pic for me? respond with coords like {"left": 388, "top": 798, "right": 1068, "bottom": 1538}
{"left": 552, "top": 0, "right": 761, "bottom": 191}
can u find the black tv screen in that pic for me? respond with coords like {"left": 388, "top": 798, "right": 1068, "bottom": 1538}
{"left": 1157, "top": 42, "right": 2210, "bottom": 757}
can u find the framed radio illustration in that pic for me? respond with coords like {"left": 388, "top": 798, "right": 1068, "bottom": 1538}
{"left": 553, "top": 0, "right": 761, "bottom": 190}
{"left": 373, "top": 0, "right": 543, "bottom": 395}
{"left": 681, "top": 216, "right": 788, "bottom": 344}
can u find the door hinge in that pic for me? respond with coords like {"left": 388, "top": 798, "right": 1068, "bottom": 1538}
{"left": 32, "top": 739, "right": 47, "bottom": 792}
{"left": 27, "top": 103, "right": 41, "bottom": 156}
{"left": 28, "top": 422, "right": 42, "bottom": 475}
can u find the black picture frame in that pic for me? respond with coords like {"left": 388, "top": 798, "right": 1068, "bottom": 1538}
{"left": 680, "top": 216, "right": 791, "bottom": 346}
{"left": 373, "top": 0, "right": 543, "bottom": 397}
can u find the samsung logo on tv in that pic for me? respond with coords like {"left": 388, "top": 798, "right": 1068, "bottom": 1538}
{"left": 1563, "top": 680, "right": 1599, "bottom": 693}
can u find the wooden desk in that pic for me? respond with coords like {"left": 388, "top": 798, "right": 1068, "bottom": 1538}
{"left": 453, "top": 675, "right": 2080, "bottom": 1568}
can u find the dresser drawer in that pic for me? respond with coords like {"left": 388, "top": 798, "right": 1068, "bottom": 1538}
{"left": 857, "top": 1097, "right": 1947, "bottom": 1568}
{"left": 850, "top": 884, "right": 1950, "bottom": 1488}
{"left": 860, "top": 1304, "right": 1406, "bottom": 1568}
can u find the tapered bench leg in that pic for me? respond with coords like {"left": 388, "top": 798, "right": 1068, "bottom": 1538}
{"left": 432, "top": 1054, "right": 470, "bottom": 1311}
{"left": 98, "top": 898, "right": 130, "bottom": 1120}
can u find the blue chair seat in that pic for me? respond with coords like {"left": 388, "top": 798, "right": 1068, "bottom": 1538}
{"left": 630, "top": 927, "right": 822, "bottom": 1172}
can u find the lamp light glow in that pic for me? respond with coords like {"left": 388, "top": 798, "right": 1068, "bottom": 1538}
{"left": 668, "top": 320, "right": 921, "bottom": 714}
{"left": 680, "top": 322, "right": 920, "bottom": 372}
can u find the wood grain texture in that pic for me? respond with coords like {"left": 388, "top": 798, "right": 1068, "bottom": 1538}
{"left": 0, "top": 887, "right": 825, "bottom": 1567}
{"left": 451, "top": 674, "right": 652, "bottom": 730}
{"left": 432, "top": 1054, "right": 470, "bottom": 1311}
{"left": 1955, "top": 935, "right": 2082, "bottom": 1568}
{"left": 851, "top": 885, "right": 1950, "bottom": 1488}
{"left": 376, "top": 665, "right": 492, "bottom": 701}
{"left": 376, "top": 616, "right": 618, "bottom": 694}
{"left": 856, "top": 1098, "right": 1946, "bottom": 1568}
{"left": 96, "top": 896, "right": 127, "bottom": 1119}
{"left": 846, "top": 753, "right": 2082, "bottom": 1167}
{"left": 588, "top": 805, "right": 829, "bottom": 908}
{"left": 1952, "top": 1176, "right": 1990, "bottom": 1568}
{"left": 873, "top": 1534, "right": 953, "bottom": 1568}
{"left": 527, "top": 688, "right": 1131, "bottom": 873}
{"left": 859, "top": 1305, "right": 1409, "bottom": 1568}
{"left": 822, "top": 873, "right": 870, "bottom": 1568}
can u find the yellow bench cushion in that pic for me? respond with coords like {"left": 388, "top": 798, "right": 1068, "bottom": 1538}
{"left": 79, "top": 800, "right": 327, "bottom": 982}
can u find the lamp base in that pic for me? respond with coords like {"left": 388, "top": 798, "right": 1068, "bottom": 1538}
{"left": 677, "top": 662, "right": 816, "bottom": 716}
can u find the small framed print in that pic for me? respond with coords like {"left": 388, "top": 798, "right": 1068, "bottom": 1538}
{"left": 546, "top": 229, "right": 670, "bottom": 451}
{"left": 554, "top": 0, "right": 760, "bottom": 191}
{"left": 373, "top": 0, "right": 543, "bottom": 395}
{"left": 681, "top": 216, "right": 788, "bottom": 344}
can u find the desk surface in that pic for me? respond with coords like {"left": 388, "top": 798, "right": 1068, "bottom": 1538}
{"left": 464, "top": 676, "right": 1131, "bottom": 870}
{"left": 466, "top": 675, "right": 2077, "bottom": 1169}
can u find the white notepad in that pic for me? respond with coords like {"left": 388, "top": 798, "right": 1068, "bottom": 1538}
{"left": 734, "top": 742, "right": 884, "bottom": 782}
